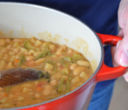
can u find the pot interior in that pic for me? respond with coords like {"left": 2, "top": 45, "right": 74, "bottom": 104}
{"left": 0, "top": 3, "right": 102, "bottom": 73}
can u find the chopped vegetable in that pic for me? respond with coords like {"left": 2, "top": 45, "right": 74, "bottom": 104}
{"left": 60, "top": 57, "right": 72, "bottom": 64}
{"left": 36, "top": 87, "right": 42, "bottom": 92}
{"left": 63, "top": 57, "right": 72, "bottom": 62}
{"left": 72, "top": 54, "right": 83, "bottom": 62}
{"left": 18, "top": 55, "right": 26, "bottom": 66}
{"left": 65, "top": 80, "right": 70, "bottom": 92}
{"left": 36, "top": 49, "right": 51, "bottom": 60}
{"left": 24, "top": 41, "right": 33, "bottom": 50}
{"left": 44, "top": 63, "right": 53, "bottom": 71}
{"left": 62, "top": 68, "right": 69, "bottom": 75}
{"left": 14, "top": 59, "right": 19, "bottom": 64}
{"left": 0, "top": 98, "right": 7, "bottom": 103}
{"left": 57, "top": 78, "right": 64, "bottom": 93}
{"left": 57, "top": 78, "right": 70, "bottom": 93}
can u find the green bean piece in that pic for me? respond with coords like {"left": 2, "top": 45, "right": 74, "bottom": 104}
{"left": 19, "top": 55, "right": 26, "bottom": 66}
{"left": 36, "top": 49, "right": 51, "bottom": 60}
{"left": 72, "top": 54, "right": 83, "bottom": 62}
{"left": 57, "top": 78, "right": 64, "bottom": 93}
{"left": 24, "top": 41, "right": 33, "bottom": 50}
{"left": 63, "top": 57, "right": 72, "bottom": 62}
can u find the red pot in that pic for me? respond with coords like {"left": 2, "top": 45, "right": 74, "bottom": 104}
{"left": 0, "top": 2, "right": 127, "bottom": 110}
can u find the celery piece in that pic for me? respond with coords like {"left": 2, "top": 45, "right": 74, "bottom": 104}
{"left": 36, "top": 49, "right": 51, "bottom": 60}
{"left": 57, "top": 78, "right": 64, "bottom": 93}
{"left": 63, "top": 57, "right": 72, "bottom": 62}
{"left": 72, "top": 54, "right": 82, "bottom": 62}
{"left": 24, "top": 41, "right": 33, "bottom": 50}
{"left": 65, "top": 80, "right": 70, "bottom": 92}
{"left": 62, "top": 68, "right": 69, "bottom": 75}
{"left": 19, "top": 55, "right": 26, "bottom": 66}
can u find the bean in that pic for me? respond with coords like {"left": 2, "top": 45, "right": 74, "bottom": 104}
{"left": 35, "top": 93, "right": 40, "bottom": 98}
{"left": 0, "top": 39, "right": 5, "bottom": 46}
{"left": 77, "top": 60, "right": 89, "bottom": 67}
{"left": 35, "top": 58, "right": 45, "bottom": 64}
{"left": 5, "top": 39, "right": 11, "bottom": 43}
{"left": 67, "top": 49, "right": 73, "bottom": 54}
{"left": 0, "top": 87, "right": 3, "bottom": 91}
{"left": 34, "top": 81, "right": 39, "bottom": 85}
{"left": 51, "top": 73, "right": 61, "bottom": 80}
{"left": 49, "top": 44, "right": 55, "bottom": 50}
{"left": 3, "top": 55, "right": 8, "bottom": 61}
{"left": 10, "top": 56, "right": 15, "bottom": 62}
{"left": 9, "top": 51, "right": 14, "bottom": 55}
{"left": 7, "top": 62, "right": 13, "bottom": 68}
{"left": 56, "top": 46, "right": 66, "bottom": 55}
{"left": 0, "top": 61, "right": 5, "bottom": 69}
{"left": 80, "top": 72, "right": 87, "bottom": 78}
{"left": 44, "top": 63, "right": 53, "bottom": 71}
{"left": 0, "top": 98, "right": 7, "bottom": 103}
{"left": 13, "top": 48, "right": 19, "bottom": 54}
{"left": 71, "top": 77, "right": 80, "bottom": 84}
{"left": 73, "top": 66, "right": 85, "bottom": 76}
{"left": 6, "top": 45, "right": 12, "bottom": 50}
{"left": 70, "top": 64, "right": 77, "bottom": 70}
{"left": 35, "top": 40, "right": 42, "bottom": 47}
{"left": 28, "top": 50, "right": 35, "bottom": 55}
{"left": 13, "top": 42, "right": 19, "bottom": 47}
{"left": 30, "top": 37, "right": 36, "bottom": 43}
{"left": 56, "top": 50, "right": 61, "bottom": 56}
{"left": 26, "top": 56, "right": 34, "bottom": 61}
{"left": 13, "top": 39, "right": 21, "bottom": 42}
{"left": 22, "top": 88, "right": 29, "bottom": 93}
{"left": 50, "top": 79, "right": 57, "bottom": 86}
{"left": 29, "top": 92, "right": 33, "bottom": 95}
{"left": 17, "top": 96, "right": 24, "bottom": 101}
{"left": 43, "top": 85, "right": 52, "bottom": 96}
{"left": 33, "top": 52, "right": 40, "bottom": 57}
{"left": 25, "top": 60, "right": 35, "bottom": 67}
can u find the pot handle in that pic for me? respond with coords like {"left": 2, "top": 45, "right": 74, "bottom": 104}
{"left": 96, "top": 33, "right": 127, "bottom": 82}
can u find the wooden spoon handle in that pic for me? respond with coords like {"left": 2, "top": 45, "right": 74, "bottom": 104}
{"left": 0, "top": 68, "right": 43, "bottom": 87}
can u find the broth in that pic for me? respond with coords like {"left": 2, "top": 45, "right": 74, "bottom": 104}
{"left": 0, "top": 37, "right": 93, "bottom": 108}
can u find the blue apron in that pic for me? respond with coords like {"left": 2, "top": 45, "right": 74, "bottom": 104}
{"left": 0, "top": 0, "right": 121, "bottom": 110}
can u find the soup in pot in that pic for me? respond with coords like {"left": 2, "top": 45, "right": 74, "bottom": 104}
{"left": 0, "top": 37, "right": 93, "bottom": 108}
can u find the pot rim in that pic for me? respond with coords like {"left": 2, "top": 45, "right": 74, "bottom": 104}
{"left": 0, "top": 2, "right": 104, "bottom": 110}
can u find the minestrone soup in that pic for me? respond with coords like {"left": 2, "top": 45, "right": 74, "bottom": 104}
{"left": 0, "top": 37, "right": 93, "bottom": 108}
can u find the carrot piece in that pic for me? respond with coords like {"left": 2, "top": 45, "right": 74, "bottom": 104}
{"left": 36, "top": 87, "right": 42, "bottom": 92}
{"left": 14, "top": 59, "right": 19, "bottom": 63}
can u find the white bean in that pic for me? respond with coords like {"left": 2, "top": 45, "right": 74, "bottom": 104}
{"left": 73, "top": 67, "right": 85, "bottom": 76}
{"left": 77, "top": 60, "right": 89, "bottom": 67}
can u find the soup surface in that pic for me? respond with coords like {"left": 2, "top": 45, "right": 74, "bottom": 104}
{"left": 0, "top": 37, "right": 93, "bottom": 108}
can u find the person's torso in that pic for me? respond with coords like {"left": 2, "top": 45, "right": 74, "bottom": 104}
{"left": 3, "top": 0, "right": 120, "bottom": 33}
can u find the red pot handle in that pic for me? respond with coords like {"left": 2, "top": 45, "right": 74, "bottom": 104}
{"left": 96, "top": 33, "right": 127, "bottom": 82}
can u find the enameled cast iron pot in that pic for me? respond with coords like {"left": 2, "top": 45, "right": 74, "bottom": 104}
{"left": 0, "top": 2, "right": 127, "bottom": 110}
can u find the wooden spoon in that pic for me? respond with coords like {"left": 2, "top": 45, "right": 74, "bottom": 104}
{"left": 0, "top": 68, "right": 45, "bottom": 87}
